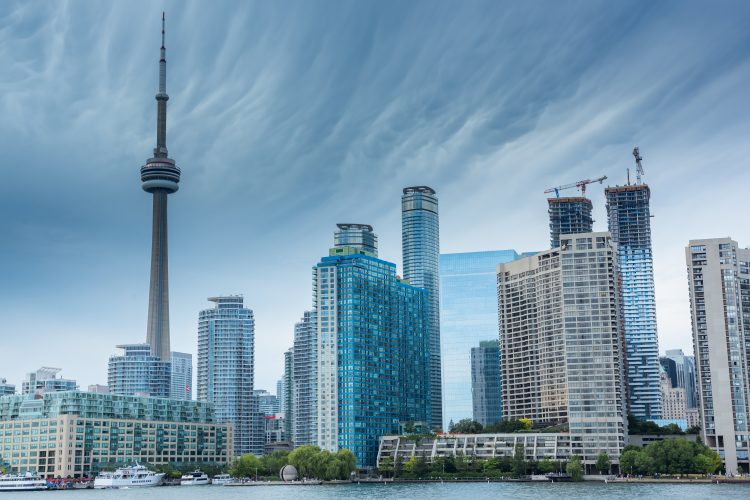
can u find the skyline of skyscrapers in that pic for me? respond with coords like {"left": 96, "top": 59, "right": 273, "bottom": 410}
{"left": 606, "top": 179, "right": 662, "bottom": 419}
{"left": 686, "top": 237, "right": 750, "bottom": 474}
{"left": 197, "top": 295, "right": 262, "bottom": 456}
{"left": 315, "top": 226, "right": 430, "bottom": 466}
{"left": 439, "top": 250, "right": 523, "bottom": 427}
{"left": 402, "top": 186, "right": 442, "bottom": 430}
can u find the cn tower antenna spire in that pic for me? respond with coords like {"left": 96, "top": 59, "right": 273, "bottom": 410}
{"left": 154, "top": 11, "right": 169, "bottom": 158}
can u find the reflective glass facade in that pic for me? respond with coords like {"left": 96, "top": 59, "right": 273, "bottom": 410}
{"left": 471, "top": 340, "right": 502, "bottom": 426}
{"left": 439, "top": 250, "right": 520, "bottom": 428}
{"left": 197, "top": 296, "right": 261, "bottom": 455}
{"left": 107, "top": 345, "right": 170, "bottom": 398}
{"left": 402, "top": 186, "right": 442, "bottom": 429}
{"left": 315, "top": 242, "right": 430, "bottom": 467}
{"left": 606, "top": 184, "right": 661, "bottom": 418}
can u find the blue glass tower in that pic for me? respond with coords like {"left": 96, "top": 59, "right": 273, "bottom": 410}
{"left": 439, "top": 250, "right": 521, "bottom": 427}
{"left": 316, "top": 227, "right": 429, "bottom": 467}
{"left": 606, "top": 181, "right": 661, "bottom": 418}
{"left": 402, "top": 186, "right": 442, "bottom": 430}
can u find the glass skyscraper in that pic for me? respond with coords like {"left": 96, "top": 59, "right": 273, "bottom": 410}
{"left": 439, "top": 250, "right": 520, "bottom": 428}
{"left": 605, "top": 183, "right": 661, "bottom": 418}
{"left": 471, "top": 340, "right": 502, "bottom": 426}
{"left": 316, "top": 228, "right": 430, "bottom": 467}
{"left": 197, "top": 296, "right": 262, "bottom": 455}
{"left": 107, "top": 345, "right": 170, "bottom": 398}
{"left": 402, "top": 186, "right": 442, "bottom": 430}
{"left": 170, "top": 351, "right": 192, "bottom": 401}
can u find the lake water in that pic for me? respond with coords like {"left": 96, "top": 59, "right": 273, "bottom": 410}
{"left": 3, "top": 482, "right": 750, "bottom": 499}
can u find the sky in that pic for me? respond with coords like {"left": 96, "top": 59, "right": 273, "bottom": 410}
{"left": 0, "top": 0, "right": 749, "bottom": 394}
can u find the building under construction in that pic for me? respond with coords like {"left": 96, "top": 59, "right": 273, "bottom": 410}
{"left": 548, "top": 197, "right": 593, "bottom": 248}
{"left": 604, "top": 148, "right": 662, "bottom": 419}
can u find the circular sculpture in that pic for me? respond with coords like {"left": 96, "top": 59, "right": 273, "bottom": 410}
{"left": 279, "top": 464, "right": 298, "bottom": 482}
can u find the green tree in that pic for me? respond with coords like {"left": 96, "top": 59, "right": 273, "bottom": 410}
{"left": 288, "top": 445, "right": 322, "bottom": 479}
{"left": 538, "top": 458, "right": 556, "bottom": 474}
{"left": 518, "top": 418, "right": 533, "bottom": 430}
{"left": 511, "top": 444, "right": 526, "bottom": 478}
{"left": 693, "top": 452, "right": 721, "bottom": 475}
{"left": 229, "top": 454, "right": 262, "bottom": 479}
{"left": 449, "top": 419, "right": 484, "bottom": 434}
{"left": 634, "top": 452, "right": 655, "bottom": 475}
{"left": 403, "top": 456, "right": 418, "bottom": 475}
{"left": 378, "top": 457, "right": 394, "bottom": 478}
{"left": 619, "top": 450, "right": 639, "bottom": 475}
{"left": 566, "top": 455, "right": 583, "bottom": 481}
{"left": 686, "top": 425, "right": 701, "bottom": 435}
{"left": 596, "top": 452, "right": 611, "bottom": 475}
{"left": 259, "top": 450, "right": 290, "bottom": 477}
{"left": 413, "top": 457, "right": 429, "bottom": 478}
{"left": 335, "top": 449, "right": 357, "bottom": 479}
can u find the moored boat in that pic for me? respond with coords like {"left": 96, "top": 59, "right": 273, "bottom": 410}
{"left": 211, "top": 473, "right": 233, "bottom": 485}
{"left": 93, "top": 463, "right": 164, "bottom": 489}
{"left": 0, "top": 472, "right": 47, "bottom": 491}
{"left": 180, "top": 470, "right": 210, "bottom": 486}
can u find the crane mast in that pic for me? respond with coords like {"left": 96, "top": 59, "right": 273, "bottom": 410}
{"left": 633, "top": 146, "right": 645, "bottom": 184}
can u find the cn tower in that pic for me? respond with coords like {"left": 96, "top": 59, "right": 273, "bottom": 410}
{"left": 141, "top": 13, "right": 180, "bottom": 361}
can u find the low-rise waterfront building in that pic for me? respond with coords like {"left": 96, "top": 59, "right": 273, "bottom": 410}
{"left": 86, "top": 384, "right": 109, "bottom": 394}
{"left": 0, "top": 391, "right": 232, "bottom": 477}
{"left": 378, "top": 433, "right": 573, "bottom": 465}
{"left": 22, "top": 368, "right": 77, "bottom": 395}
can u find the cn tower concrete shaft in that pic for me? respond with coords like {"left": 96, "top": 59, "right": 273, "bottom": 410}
{"left": 146, "top": 190, "right": 171, "bottom": 360}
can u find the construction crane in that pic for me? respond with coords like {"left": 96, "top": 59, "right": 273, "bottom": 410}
{"left": 633, "top": 146, "right": 645, "bottom": 184}
{"left": 544, "top": 175, "right": 608, "bottom": 198}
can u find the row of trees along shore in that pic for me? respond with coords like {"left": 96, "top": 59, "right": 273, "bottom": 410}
{"left": 229, "top": 446, "right": 356, "bottom": 481}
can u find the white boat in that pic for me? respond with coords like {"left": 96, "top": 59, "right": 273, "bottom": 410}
{"left": 180, "top": 470, "right": 210, "bottom": 486}
{"left": 0, "top": 472, "right": 47, "bottom": 491}
{"left": 93, "top": 464, "right": 164, "bottom": 489}
{"left": 211, "top": 474, "right": 233, "bottom": 486}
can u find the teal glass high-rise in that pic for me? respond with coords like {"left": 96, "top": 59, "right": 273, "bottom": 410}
{"left": 402, "top": 186, "right": 442, "bottom": 430}
{"left": 316, "top": 225, "right": 430, "bottom": 467}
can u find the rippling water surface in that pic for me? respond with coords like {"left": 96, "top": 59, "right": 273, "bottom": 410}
{"left": 3, "top": 482, "right": 750, "bottom": 500}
